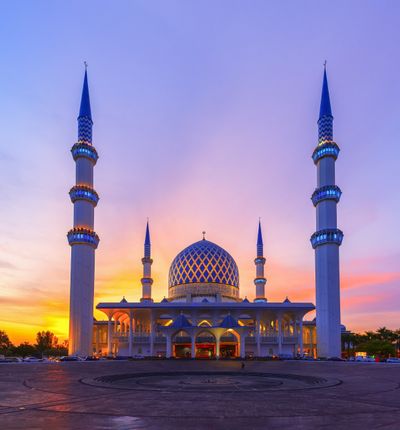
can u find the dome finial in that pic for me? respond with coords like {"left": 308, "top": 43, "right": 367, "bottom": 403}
{"left": 202, "top": 231, "right": 206, "bottom": 240}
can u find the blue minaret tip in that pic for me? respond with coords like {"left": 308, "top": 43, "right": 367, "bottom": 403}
{"left": 319, "top": 65, "right": 332, "bottom": 119}
{"left": 79, "top": 67, "right": 92, "bottom": 119}
{"left": 257, "top": 220, "right": 263, "bottom": 257}
{"left": 144, "top": 220, "right": 151, "bottom": 257}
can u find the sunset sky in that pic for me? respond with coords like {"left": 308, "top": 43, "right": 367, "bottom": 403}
{"left": 1, "top": 1, "right": 399, "bottom": 344}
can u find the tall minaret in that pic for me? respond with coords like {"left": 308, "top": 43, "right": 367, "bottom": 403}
{"left": 67, "top": 68, "right": 99, "bottom": 356}
{"left": 311, "top": 66, "right": 343, "bottom": 358}
{"left": 141, "top": 221, "right": 153, "bottom": 302}
{"left": 254, "top": 220, "right": 267, "bottom": 302}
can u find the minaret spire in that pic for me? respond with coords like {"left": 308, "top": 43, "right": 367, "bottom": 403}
{"left": 319, "top": 64, "right": 332, "bottom": 119}
{"left": 254, "top": 220, "right": 267, "bottom": 302}
{"left": 79, "top": 69, "right": 92, "bottom": 120}
{"left": 144, "top": 220, "right": 151, "bottom": 258}
{"left": 141, "top": 220, "right": 154, "bottom": 302}
{"left": 68, "top": 68, "right": 100, "bottom": 357}
{"left": 257, "top": 219, "right": 263, "bottom": 257}
{"left": 311, "top": 66, "right": 343, "bottom": 358}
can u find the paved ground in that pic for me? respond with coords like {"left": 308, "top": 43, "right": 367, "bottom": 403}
{"left": 0, "top": 360, "right": 399, "bottom": 429}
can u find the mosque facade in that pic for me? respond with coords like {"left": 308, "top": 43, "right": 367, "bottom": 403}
{"left": 67, "top": 68, "right": 342, "bottom": 359}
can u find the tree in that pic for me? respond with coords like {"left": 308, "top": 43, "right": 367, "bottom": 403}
{"left": 0, "top": 330, "right": 13, "bottom": 355}
{"left": 35, "top": 331, "right": 57, "bottom": 357}
{"left": 356, "top": 339, "right": 395, "bottom": 358}
{"left": 11, "top": 342, "right": 36, "bottom": 358}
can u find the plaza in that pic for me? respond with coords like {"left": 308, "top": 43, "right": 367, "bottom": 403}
{"left": 0, "top": 360, "right": 399, "bottom": 429}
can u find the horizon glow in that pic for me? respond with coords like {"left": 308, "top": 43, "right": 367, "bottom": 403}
{"left": 0, "top": 1, "right": 399, "bottom": 344}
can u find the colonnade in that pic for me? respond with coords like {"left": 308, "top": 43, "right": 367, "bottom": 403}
{"left": 99, "top": 310, "right": 306, "bottom": 358}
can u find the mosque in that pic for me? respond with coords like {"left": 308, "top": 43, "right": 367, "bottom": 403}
{"left": 67, "top": 67, "right": 343, "bottom": 359}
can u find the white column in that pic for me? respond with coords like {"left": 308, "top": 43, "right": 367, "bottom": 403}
{"left": 216, "top": 336, "right": 220, "bottom": 359}
{"left": 278, "top": 316, "right": 282, "bottom": 355}
{"left": 107, "top": 317, "right": 112, "bottom": 356}
{"left": 114, "top": 319, "right": 118, "bottom": 355}
{"left": 150, "top": 311, "right": 154, "bottom": 357}
{"left": 166, "top": 334, "right": 172, "bottom": 358}
{"left": 299, "top": 319, "right": 304, "bottom": 356}
{"left": 256, "top": 314, "right": 261, "bottom": 357}
{"left": 240, "top": 333, "right": 245, "bottom": 358}
{"left": 95, "top": 325, "right": 99, "bottom": 354}
{"left": 128, "top": 314, "right": 133, "bottom": 357}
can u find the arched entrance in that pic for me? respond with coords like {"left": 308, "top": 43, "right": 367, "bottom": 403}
{"left": 220, "top": 329, "right": 239, "bottom": 358}
{"left": 195, "top": 330, "right": 216, "bottom": 358}
{"left": 172, "top": 330, "right": 192, "bottom": 358}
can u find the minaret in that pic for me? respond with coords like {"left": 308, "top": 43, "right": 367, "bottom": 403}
{"left": 67, "top": 67, "right": 99, "bottom": 356}
{"left": 141, "top": 221, "right": 153, "bottom": 302}
{"left": 311, "top": 66, "right": 343, "bottom": 358}
{"left": 254, "top": 220, "right": 267, "bottom": 302}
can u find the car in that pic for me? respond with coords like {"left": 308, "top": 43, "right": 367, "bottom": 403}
{"left": 355, "top": 356, "right": 375, "bottom": 362}
{"left": 58, "top": 356, "right": 79, "bottom": 362}
{"left": 6, "top": 357, "right": 23, "bottom": 363}
{"left": 278, "top": 354, "right": 294, "bottom": 360}
{"left": 386, "top": 358, "right": 400, "bottom": 363}
{"left": 23, "top": 356, "right": 43, "bottom": 362}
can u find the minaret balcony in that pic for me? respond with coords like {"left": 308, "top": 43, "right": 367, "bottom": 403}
{"left": 310, "top": 228, "right": 343, "bottom": 249}
{"left": 312, "top": 142, "right": 340, "bottom": 164}
{"left": 67, "top": 227, "right": 100, "bottom": 248}
{"left": 69, "top": 185, "right": 99, "bottom": 206}
{"left": 141, "top": 277, "right": 154, "bottom": 286}
{"left": 141, "top": 257, "right": 153, "bottom": 264}
{"left": 254, "top": 257, "right": 266, "bottom": 264}
{"left": 71, "top": 142, "right": 98, "bottom": 163}
{"left": 254, "top": 277, "right": 266, "bottom": 285}
{"left": 311, "top": 185, "right": 342, "bottom": 206}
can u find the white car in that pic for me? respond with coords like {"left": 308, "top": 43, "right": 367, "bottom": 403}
{"left": 23, "top": 356, "right": 43, "bottom": 362}
{"left": 386, "top": 358, "right": 400, "bottom": 363}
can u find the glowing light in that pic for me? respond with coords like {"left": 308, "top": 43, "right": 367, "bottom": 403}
{"left": 71, "top": 142, "right": 98, "bottom": 163}
{"left": 312, "top": 142, "right": 340, "bottom": 164}
{"left": 67, "top": 227, "right": 100, "bottom": 248}
{"left": 311, "top": 185, "right": 342, "bottom": 206}
{"left": 69, "top": 185, "right": 99, "bottom": 205}
{"left": 310, "top": 228, "right": 343, "bottom": 248}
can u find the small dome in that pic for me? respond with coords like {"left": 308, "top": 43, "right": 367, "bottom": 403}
{"left": 168, "top": 239, "right": 239, "bottom": 301}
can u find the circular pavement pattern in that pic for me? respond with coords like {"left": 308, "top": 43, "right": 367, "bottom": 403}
{"left": 84, "top": 371, "right": 341, "bottom": 392}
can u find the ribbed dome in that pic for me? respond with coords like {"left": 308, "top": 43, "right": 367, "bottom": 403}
{"left": 168, "top": 239, "right": 239, "bottom": 301}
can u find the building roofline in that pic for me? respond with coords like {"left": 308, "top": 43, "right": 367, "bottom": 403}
{"left": 96, "top": 301, "right": 315, "bottom": 310}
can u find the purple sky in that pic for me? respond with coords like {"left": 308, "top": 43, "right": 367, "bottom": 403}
{"left": 0, "top": 1, "right": 399, "bottom": 342}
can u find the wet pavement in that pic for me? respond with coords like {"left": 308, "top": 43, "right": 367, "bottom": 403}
{"left": 0, "top": 359, "right": 399, "bottom": 429}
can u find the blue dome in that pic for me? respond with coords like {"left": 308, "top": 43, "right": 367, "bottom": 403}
{"left": 168, "top": 240, "right": 239, "bottom": 292}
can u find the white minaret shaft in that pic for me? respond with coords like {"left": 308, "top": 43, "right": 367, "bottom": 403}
{"left": 68, "top": 69, "right": 99, "bottom": 357}
{"left": 141, "top": 221, "right": 153, "bottom": 301}
{"left": 254, "top": 221, "right": 267, "bottom": 301}
{"left": 311, "top": 67, "right": 343, "bottom": 358}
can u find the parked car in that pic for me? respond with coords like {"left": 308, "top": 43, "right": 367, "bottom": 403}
{"left": 6, "top": 357, "right": 23, "bottom": 363}
{"left": 132, "top": 354, "right": 145, "bottom": 359}
{"left": 23, "top": 356, "right": 43, "bottom": 362}
{"left": 386, "top": 358, "right": 400, "bottom": 363}
{"left": 58, "top": 356, "right": 79, "bottom": 362}
{"left": 355, "top": 356, "right": 375, "bottom": 362}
